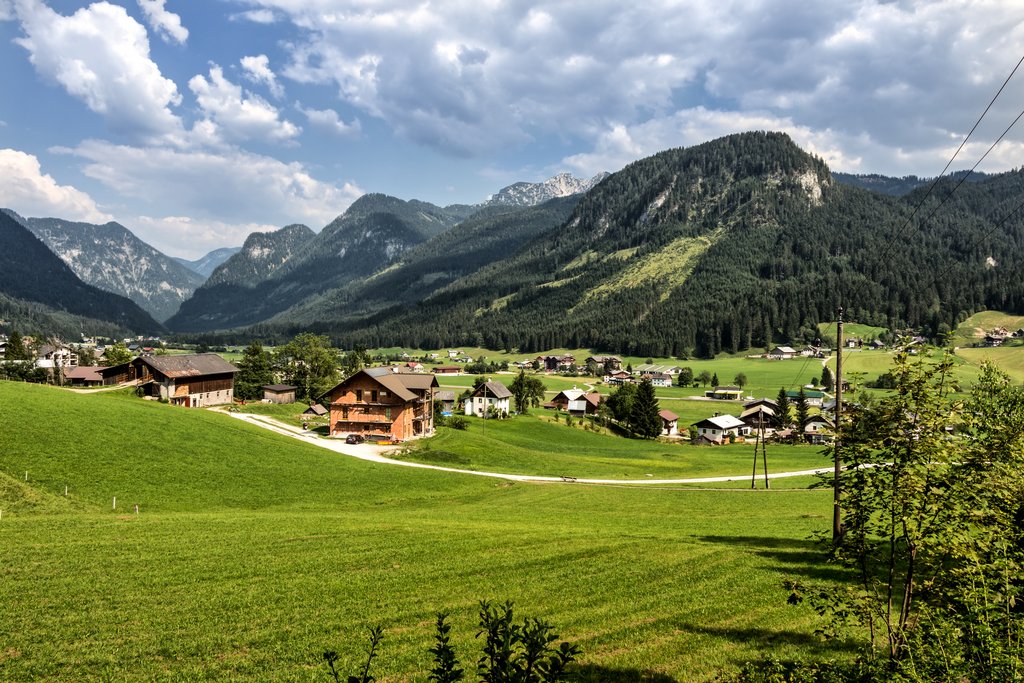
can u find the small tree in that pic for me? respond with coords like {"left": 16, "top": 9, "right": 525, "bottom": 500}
{"left": 5, "top": 330, "right": 27, "bottom": 361}
{"left": 605, "top": 382, "right": 637, "bottom": 423}
{"left": 234, "top": 341, "right": 274, "bottom": 400}
{"left": 711, "top": 372, "right": 719, "bottom": 387}
{"left": 103, "top": 342, "right": 133, "bottom": 366}
{"left": 677, "top": 367, "right": 693, "bottom": 387}
{"left": 509, "top": 370, "right": 545, "bottom": 414}
{"left": 277, "top": 333, "right": 340, "bottom": 401}
{"left": 821, "top": 366, "right": 835, "bottom": 392}
{"left": 697, "top": 370, "right": 712, "bottom": 388}
{"left": 733, "top": 372, "right": 747, "bottom": 389}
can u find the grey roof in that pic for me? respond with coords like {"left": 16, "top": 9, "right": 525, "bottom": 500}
{"left": 135, "top": 353, "right": 237, "bottom": 378}
{"left": 262, "top": 384, "right": 297, "bottom": 392}
{"left": 435, "top": 390, "right": 456, "bottom": 401}
{"left": 470, "top": 380, "right": 513, "bottom": 400}
{"left": 303, "top": 403, "right": 328, "bottom": 416}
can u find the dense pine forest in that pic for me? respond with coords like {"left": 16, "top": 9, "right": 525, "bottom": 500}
{"left": 219, "top": 132, "right": 1023, "bottom": 357}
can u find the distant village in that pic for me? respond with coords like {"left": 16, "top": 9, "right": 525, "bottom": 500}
{"left": 0, "top": 326, "right": 880, "bottom": 450}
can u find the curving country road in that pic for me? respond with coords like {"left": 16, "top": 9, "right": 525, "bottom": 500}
{"left": 226, "top": 412, "right": 830, "bottom": 486}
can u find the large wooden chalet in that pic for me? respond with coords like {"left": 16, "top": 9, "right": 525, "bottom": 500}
{"left": 321, "top": 367, "right": 438, "bottom": 441}
{"left": 133, "top": 353, "right": 237, "bottom": 407}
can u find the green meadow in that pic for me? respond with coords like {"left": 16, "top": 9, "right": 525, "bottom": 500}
{"left": 0, "top": 381, "right": 851, "bottom": 681}
{"left": 397, "top": 414, "right": 828, "bottom": 481}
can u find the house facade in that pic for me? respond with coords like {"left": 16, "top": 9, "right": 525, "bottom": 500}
{"left": 132, "top": 353, "right": 237, "bottom": 407}
{"left": 692, "top": 414, "right": 748, "bottom": 444}
{"left": 322, "top": 367, "right": 438, "bottom": 441}
{"left": 464, "top": 380, "right": 512, "bottom": 417}
{"left": 546, "top": 389, "right": 601, "bottom": 415}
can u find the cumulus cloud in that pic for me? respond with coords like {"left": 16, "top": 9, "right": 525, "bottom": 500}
{"left": 0, "top": 148, "right": 112, "bottom": 222}
{"left": 12, "top": 0, "right": 183, "bottom": 141}
{"left": 297, "top": 105, "right": 361, "bottom": 138}
{"left": 189, "top": 65, "right": 300, "bottom": 143}
{"left": 241, "top": 54, "right": 284, "bottom": 98}
{"left": 137, "top": 0, "right": 188, "bottom": 45}
{"left": 68, "top": 139, "right": 362, "bottom": 242}
{"left": 0, "top": 0, "right": 13, "bottom": 21}
{"left": 229, "top": 8, "right": 276, "bottom": 24}
{"left": 248, "top": 0, "right": 1024, "bottom": 175}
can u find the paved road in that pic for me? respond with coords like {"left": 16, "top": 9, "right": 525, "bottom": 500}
{"left": 226, "top": 412, "right": 830, "bottom": 486}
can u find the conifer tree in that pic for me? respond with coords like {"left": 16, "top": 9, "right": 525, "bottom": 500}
{"left": 235, "top": 341, "right": 274, "bottom": 400}
{"left": 795, "top": 387, "right": 810, "bottom": 428}
{"left": 775, "top": 387, "right": 792, "bottom": 429}
{"left": 629, "top": 377, "right": 662, "bottom": 439}
{"left": 6, "top": 330, "right": 27, "bottom": 361}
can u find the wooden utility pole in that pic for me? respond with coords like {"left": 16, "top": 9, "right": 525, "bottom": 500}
{"left": 832, "top": 307, "right": 844, "bottom": 542}
{"left": 750, "top": 409, "right": 770, "bottom": 489}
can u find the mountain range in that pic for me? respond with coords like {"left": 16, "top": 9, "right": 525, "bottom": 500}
{"left": 5, "top": 141, "right": 1024, "bottom": 354}
{"left": 173, "top": 247, "right": 241, "bottom": 278}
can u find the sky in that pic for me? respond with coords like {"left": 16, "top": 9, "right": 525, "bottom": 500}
{"left": 2, "top": 1, "right": 1024, "bottom": 259}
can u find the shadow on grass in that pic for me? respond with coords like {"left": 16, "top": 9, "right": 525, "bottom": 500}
{"left": 696, "top": 535, "right": 851, "bottom": 582}
{"left": 677, "top": 622, "right": 858, "bottom": 656}
{"left": 571, "top": 663, "right": 679, "bottom": 682}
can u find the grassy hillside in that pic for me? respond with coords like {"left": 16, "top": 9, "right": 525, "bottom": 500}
{"left": 0, "top": 381, "right": 852, "bottom": 681}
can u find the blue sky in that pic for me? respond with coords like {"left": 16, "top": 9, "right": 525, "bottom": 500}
{"left": 1, "top": 1, "right": 1024, "bottom": 258}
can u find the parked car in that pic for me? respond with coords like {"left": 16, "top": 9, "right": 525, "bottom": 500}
{"left": 344, "top": 434, "right": 364, "bottom": 444}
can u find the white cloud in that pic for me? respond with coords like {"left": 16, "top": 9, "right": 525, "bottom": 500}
{"left": 0, "top": 148, "right": 112, "bottom": 222}
{"left": 229, "top": 9, "right": 277, "bottom": 24}
{"left": 241, "top": 54, "right": 284, "bottom": 99}
{"left": 68, "top": 139, "right": 362, "bottom": 246}
{"left": 12, "top": 0, "right": 183, "bottom": 141}
{"left": 137, "top": 0, "right": 188, "bottom": 45}
{"left": 248, "top": 0, "right": 1024, "bottom": 176}
{"left": 0, "top": 0, "right": 13, "bottom": 21}
{"left": 189, "top": 65, "right": 300, "bottom": 143}
{"left": 297, "top": 105, "right": 360, "bottom": 138}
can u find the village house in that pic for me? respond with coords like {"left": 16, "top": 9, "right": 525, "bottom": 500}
{"left": 740, "top": 404, "right": 776, "bottom": 436}
{"left": 321, "top": 367, "right": 438, "bottom": 441}
{"left": 303, "top": 403, "right": 328, "bottom": 418}
{"left": 262, "top": 384, "right": 297, "bottom": 404}
{"left": 604, "top": 370, "right": 634, "bottom": 385}
{"left": 635, "top": 364, "right": 681, "bottom": 376}
{"left": 132, "top": 353, "right": 237, "bottom": 407}
{"left": 803, "top": 415, "right": 835, "bottom": 445}
{"left": 785, "top": 388, "right": 825, "bottom": 407}
{"left": 433, "top": 365, "right": 461, "bottom": 375}
{"left": 546, "top": 388, "right": 602, "bottom": 415}
{"left": 465, "top": 380, "right": 512, "bottom": 417}
{"left": 586, "top": 355, "right": 622, "bottom": 371}
{"left": 35, "top": 343, "right": 77, "bottom": 370}
{"left": 659, "top": 409, "right": 679, "bottom": 436}
{"left": 648, "top": 372, "right": 673, "bottom": 388}
{"left": 691, "top": 414, "right": 748, "bottom": 444}
{"left": 537, "top": 354, "right": 576, "bottom": 372}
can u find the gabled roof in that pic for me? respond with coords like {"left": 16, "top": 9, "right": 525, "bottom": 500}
{"left": 63, "top": 366, "right": 103, "bottom": 381}
{"left": 741, "top": 405, "right": 775, "bottom": 419}
{"left": 469, "top": 380, "right": 512, "bottom": 400}
{"left": 658, "top": 409, "right": 679, "bottom": 422}
{"left": 434, "top": 390, "right": 456, "bottom": 402}
{"left": 321, "top": 366, "right": 439, "bottom": 402}
{"left": 692, "top": 414, "right": 746, "bottom": 430}
{"left": 554, "top": 389, "right": 586, "bottom": 402}
{"left": 135, "top": 353, "right": 237, "bottom": 378}
{"left": 303, "top": 403, "right": 328, "bottom": 416}
{"left": 263, "top": 384, "right": 297, "bottom": 392}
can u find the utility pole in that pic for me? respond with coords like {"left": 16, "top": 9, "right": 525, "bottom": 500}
{"left": 833, "top": 307, "right": 844, "bottom": 542}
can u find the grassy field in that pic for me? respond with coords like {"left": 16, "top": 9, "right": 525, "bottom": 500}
{"left": 397, "top": 413, "right": 830, "bottom": 480}
{"left": 0, "top": 381, "right": 852, "bottom": 681}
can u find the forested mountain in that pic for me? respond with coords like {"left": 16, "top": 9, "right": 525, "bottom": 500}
{"left": 173, "top": 247, "right": 241, "bottom": 278}
{"left": 834, "top": 170, "right": 990, "bottom": 196}
{"left": 263, "top": 197, "right": 580, "bottom": 328}
{"left": 204, "top": 224, "right": 315, "bottom": 288}
{"left": 239, "top": 132, "right": 1024, "bottom": 357}
{"left": 166, "top": 195, "right": 477, "bottom": 332}
{"left": 0, "top": 211, "right": 162, "bottom": 334}
{"left": 11, "top": 213, "right": 203, "bottom": 321}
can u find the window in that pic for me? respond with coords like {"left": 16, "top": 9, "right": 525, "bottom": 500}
{"left": 385, "top": 407, "right": 392, "bottom": 420}
{"left": 380, "top": 390, "right": 388, "bottom": 397}
{"left": 371, "top": 390, "right": 378, "bottom": 402}
{"left": 356, "top": 389, "right": 363, "bottom": 401}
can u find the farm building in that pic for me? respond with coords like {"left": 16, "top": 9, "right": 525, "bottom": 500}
{"left": 434, "top": 390, "right": 457, "bottom": 414}
{"left": 705, "top": 385, "right": 743, "bottom": 400}
{"left": 262, "top": 384, "right": 297, "bottom": 404}
{"left": 321, "top": 367, "right": 438, "bottom": 441}
{"left": 465, "top": 380, "right": 512, "bottom": 417}
{"left": 62, "top": 366, "right": 103, "bottom": 387}
{"left": 303, "top": 403, "right": 328, "bottom": 417}
{"left": 132, "top": 353, "right": 237, "bottom": 407}
{"left": 546, "top": 389, "right": 601, "bottom": 415}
